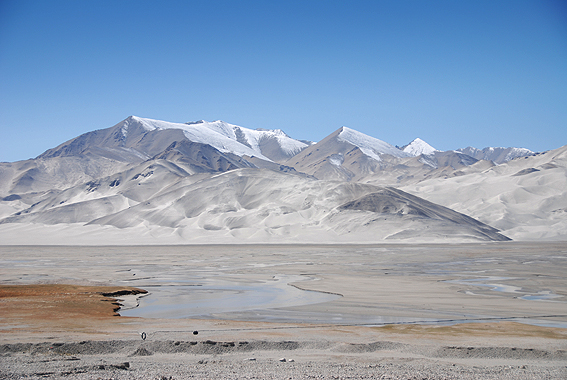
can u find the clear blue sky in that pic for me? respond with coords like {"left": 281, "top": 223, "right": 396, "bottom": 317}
{"left": 1, "top": 0, "right": 566, "bottom": 162}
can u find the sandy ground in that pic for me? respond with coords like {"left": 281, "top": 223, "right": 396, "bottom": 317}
{"left": 1, "top": 242, "right": 566, "bottom": 379}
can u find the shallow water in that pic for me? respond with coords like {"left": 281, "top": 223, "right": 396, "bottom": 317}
{"left": 445, "top": 277, "right": 563, "bottom": 301}
{"left": 1, "top": 243, "right": 566, "bottom": 329}
{"left": 120, "top": 275, "right": 340, "bottom": 319}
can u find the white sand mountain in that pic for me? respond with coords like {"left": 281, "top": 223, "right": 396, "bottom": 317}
{"left": 0, "top": 166, "right": 509, "bottom": 244}
{"left": 401, "top": 145, "right": 567, "bottom": 241}
{"left": 0, "top": 115, "right": 563, "bottom": 244}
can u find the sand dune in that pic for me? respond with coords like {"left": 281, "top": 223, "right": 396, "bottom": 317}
{"left": 0, "top": 168, "right": 511, "bottom": 244}
{"left": 400, "top": 145, "right": 567, "bottom": 240}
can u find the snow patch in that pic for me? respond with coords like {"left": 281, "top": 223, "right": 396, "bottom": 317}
{"left": 337, "top": 127, "right": 409, "bottom": 161}
{"left": 329, "top": 153, "right": 344, "bottom": 166}
{"left": 121, "top": 125, "right": 129, "bottom": 138}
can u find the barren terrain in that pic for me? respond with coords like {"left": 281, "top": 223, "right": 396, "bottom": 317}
{"left": 1, "top": 243, "right": 566, "bottom": 378}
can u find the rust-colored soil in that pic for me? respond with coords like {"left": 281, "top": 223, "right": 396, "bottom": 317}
{"left": 0, "top": 284, "right": 146, "bottom": 335}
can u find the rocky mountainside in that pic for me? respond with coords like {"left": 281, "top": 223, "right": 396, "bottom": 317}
{"left": 40, "top": 116, "right": 310, "bottom": 163}
{"left": 0, "top": 116, "right": 562, "bottom": 244}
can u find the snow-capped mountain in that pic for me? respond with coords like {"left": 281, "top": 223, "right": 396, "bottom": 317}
{"left": 39, "top": 116, "right": 309, "bottom": 165}
{"left": 3, "top": 116, "right": 308, "bottom": 195}
{"left": 402, "top": 138, "right": 438, "bottom": 156}
{"left": 127, "top": 116, "right": 274, "bottom": 161}
{"left": 118, "top": 116, "right": 310, "bottom": 163}
{"left": 1, "top": 114, "right": 566, "bottom": 243}
{"left": 286, "top": 127, "right": 411, "bottom": 182}
{"left": 456, "top": 146, "right": 534, "bottom": 164}
{"left": 6, "top": 116, "right": 541, "bottom": 192}
{"left": 337, "top": 127, "right": 410, "bottom": 160}
{"left": 184, "top": 119, "right": 311, "bottom": 162}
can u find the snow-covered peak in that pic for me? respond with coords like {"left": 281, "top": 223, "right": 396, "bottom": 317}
{"left": 456, "top": 146, "right": 534, "bottom": 164}
{"left": 193, "top": 120, "right": 308, "bottom": 158}
{"left": 126, "top": 116, "right": 309, "bottom": 162}
{"left": 256, "top": 128, "right": 287, "bottom": 137}
{"left": 402, "top": 138, "right": 438, "bottom": 156}
{"left": 127, "top": 116, "right": 271, "bottom": 161}
{"left": 337, "top": 127, "right": 410, "bottom": 160}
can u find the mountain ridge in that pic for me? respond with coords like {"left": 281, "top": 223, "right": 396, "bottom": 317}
{"left": 1, "top": 115, "right": 563, "bottom": 244}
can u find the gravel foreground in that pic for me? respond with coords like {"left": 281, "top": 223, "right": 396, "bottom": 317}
{"left": 2, "top": 339, "right": 567, "bottom": 379}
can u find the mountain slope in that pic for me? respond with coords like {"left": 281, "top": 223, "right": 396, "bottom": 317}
{"left": 0, "top": 168, "right": 510, "bottom": 244}
{"left": 285, "top": 127, "right": 484, "bottom": 184}
{"left": 401, "top": 145, "right": 567, "bottom": 240}
{"left": 0, "top": 155, "right": 131, "bottom": 196}
{"left": 185, "top": 120, "right": 310, "bottom": 162}
{"left": 2, "top": 116, "right": 307, "bottom": 197}
{"left": 285, "top": 127, "right": 410, "bottom": 182}
{"left": 40, "top": 116, "right": 273, "bottom": 163}
{"left": 1, "top": 114, "right": 562, "bottom": 244}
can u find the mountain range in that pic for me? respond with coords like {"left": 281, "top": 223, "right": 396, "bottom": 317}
{"left": 1, "top": 116, "right": 564, "bottom": 244}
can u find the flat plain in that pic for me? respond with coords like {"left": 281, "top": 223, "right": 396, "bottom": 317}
{"left": 1, "top": 242, "right": 566, "bottom": 379}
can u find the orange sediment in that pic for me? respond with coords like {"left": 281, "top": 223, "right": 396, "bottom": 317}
{"left": 0, "top": 284, "right": 147, "bottom": 331}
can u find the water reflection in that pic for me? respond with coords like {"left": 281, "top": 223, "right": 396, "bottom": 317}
{"left": 120, "top": 275, "right": 340, "bottom": 319}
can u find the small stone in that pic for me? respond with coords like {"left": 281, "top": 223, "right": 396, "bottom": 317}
{"left": 131, "top": 347, "right": 152, "bottom": 356}
{"left": 111, "top": 362, "right": 130, "bottom": 370}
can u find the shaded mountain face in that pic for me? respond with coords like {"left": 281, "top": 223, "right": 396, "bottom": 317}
{"left": 0, "top": 115, "right": 561, "bottom": 243}
{"left": 338, "top": 187, "right": 510, "bottom": 241}
{"left": 284, "top": 127, "right": 412, "bottom": 182}
{"left": 151, "top": 140, "right": 254, "bottom": 173}
{"left": 39, "top": 116, "right": 309, "bottom": 164}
